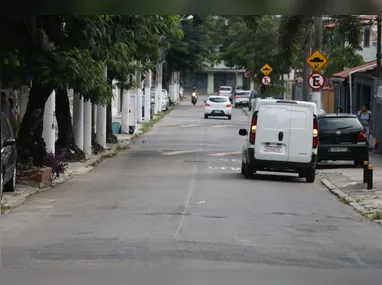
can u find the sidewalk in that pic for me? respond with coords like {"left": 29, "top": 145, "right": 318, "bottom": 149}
{"left": 319, "top": 153, "right": 382, "bottom": 222}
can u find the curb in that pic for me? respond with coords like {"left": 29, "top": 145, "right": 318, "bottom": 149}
{"left": 321, "top": 178, "right": 368, "bottom": 214}
{"left": 241, "top": 107, "right": 250, "bottom": 116}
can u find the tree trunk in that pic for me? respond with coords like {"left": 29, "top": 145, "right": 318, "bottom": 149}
{"left": 106, "top": 103, "right": 117, "bottom": 143}
{"left": 302, "top": 25, "right": 312, "bottom": 101}
{"left": 90, "top": 101, "right": 104, "bottom": 154}
{"left": 17, "top": 81, "right": 54, "bottom": 166}
{"left": 55, "top": 88, "right": 85, "bottom": 161}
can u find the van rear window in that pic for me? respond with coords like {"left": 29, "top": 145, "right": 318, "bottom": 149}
{"left": 209, "top": 97, "right": 228, "bottom": 103}
{"left": 318, "top": 117, "right": 362, "bottom": 131}
{"left": 259, "top": 106, "right": 290, "bottom": 130}
{"left": 220, "top": 87, "right": 231, "bottom": 90}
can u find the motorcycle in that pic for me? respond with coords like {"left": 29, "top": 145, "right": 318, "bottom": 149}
{"left": 191, "top": 92, "right": 198, "bottom": 105}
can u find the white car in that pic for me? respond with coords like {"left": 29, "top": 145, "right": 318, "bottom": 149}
{"left": 204, "top": 96, "right": 232, "bottom": 120}
{"left": 233, "top": 90, "right": 251, "bottom": 108}
{"left": 238, "top": 99, "right": 318, "bottom": 182}
{"left": 217, "top": 86, "right": 233, "bottom": 98}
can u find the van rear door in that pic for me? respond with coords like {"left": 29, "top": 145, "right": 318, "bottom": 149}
{"left": 254, "top": 103, "right": 291, "bottom": 162}
{"left": 288, "top": 104, "right": 314, "bottom": 163}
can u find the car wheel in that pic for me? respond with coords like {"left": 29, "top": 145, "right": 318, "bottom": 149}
{"left": 204, "top": 114, "right": 208, "bottom": 119}
{"left": 244, "top": 163, "right": 254, "bottom": 179}
{"left": 227, "top": 115, "right": 232, "bottom": 120}
{"left": 306, "top": 169, "right": 316, "bottom": 183}
{"left": 234, "top": 104, "right": 237, "bottom": 108}
{"left": 4, "top": 165, "right": 16, "bottom": 192}
{"left": 241, "top": 161, "right": 245, "bottom": 175}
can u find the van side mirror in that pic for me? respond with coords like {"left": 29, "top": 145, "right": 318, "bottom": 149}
{"left": 239, "top": 129, "right": 247, "bottom": 136}
{"left": 3, "top": 138, "right": 16, "bottom": 147}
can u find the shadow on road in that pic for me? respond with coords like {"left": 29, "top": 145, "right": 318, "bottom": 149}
{"left": 316, "top": 162, "right": 357, "bottom": 170}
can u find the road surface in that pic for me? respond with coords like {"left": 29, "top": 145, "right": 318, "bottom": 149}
{"left": 2, "top": 95, "right": 382, "bottom": 274}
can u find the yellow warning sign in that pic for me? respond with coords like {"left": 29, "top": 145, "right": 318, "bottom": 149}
{"left": 260, "top": 64, "right": 273, "bottom": 76}
{"left": 306, "top": 49, "right": 328, "bottom": 71}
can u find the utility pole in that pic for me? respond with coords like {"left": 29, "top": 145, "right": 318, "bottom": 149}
{"left": 310, "top": 16, "right": 323, "bottom": 110}
{"left": 377, "top": 15, "right": 381, "bottom": 77}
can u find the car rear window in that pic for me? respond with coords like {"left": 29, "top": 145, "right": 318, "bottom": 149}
{"left": 318, "top": 117, "right": 363, "bottom": 131}
{"left": 236, "top": 91, "right": 250, "bottom": 96}
{"left": 209, "top": 97, "right": 228, "bottom": 103}
{"left": 220, "top": 87, "right": 231, "bottom": 91}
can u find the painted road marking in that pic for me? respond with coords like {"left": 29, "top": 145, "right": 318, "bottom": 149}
{"left": 208, "top": 166, "right": 241, "bottom": 171}
{"left": 161, "top": 150, "right": 199, "bottom": 156}
{"left": 208, "top": 152, "right": 241, "bottom": 157}
{"left": 212, "top": 125, "right": 236, "bottom": 128}
{"left": 219, "top": 158, "right": 240, "bottom": 162}
{"left": 180, "top": 124, "right": 203, "bottom": 128}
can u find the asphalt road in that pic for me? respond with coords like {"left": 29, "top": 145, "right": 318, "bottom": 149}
{"left": 2, "top": 95, "right": 382, "bottom": 275}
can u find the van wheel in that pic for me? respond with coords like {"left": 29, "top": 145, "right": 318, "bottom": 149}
{"left": 306, "top": 169, "right": 316, "bottom": 183}
{"left": 241, "top": 161, "right": 245, "bottom": 174}
{"left": 227, "top": 115, "right": 231, "bottom": 120}
{"left": 204, "top": 114, "right": 208, "bottom": 119}
{"left": 244, "top": 163, "right": 255, "bottom": 179}
{"left": 234, "top": 104, "right": 237, "bottom": 108}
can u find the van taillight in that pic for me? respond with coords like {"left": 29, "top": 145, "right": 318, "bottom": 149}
{"left": 313, "top": 118, "right": 318, "bottom": 148}
{"left": 357, "top": 130, "right": 367, "bottom": 141}
{"left": 205, "top": 103, "right": 210, "bottom": 107}
{"left": 249, "top": 115, "right": 257, "bottom": 144}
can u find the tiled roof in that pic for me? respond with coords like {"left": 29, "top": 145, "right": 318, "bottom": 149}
{"left": 331, "top": 61, "right": 377, "bottom": 79}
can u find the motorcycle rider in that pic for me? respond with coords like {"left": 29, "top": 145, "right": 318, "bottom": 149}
{"left": 192, "top": 87, "right": 198, "bottom": 97}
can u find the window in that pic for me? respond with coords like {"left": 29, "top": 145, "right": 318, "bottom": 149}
{"left": 209, "top": 97, "right": 228, "bottom": 103}
{"left": 236, "top": 91, "right": 250, "bottom": 97}
{"left": 364, "top": 26, "right": 371, "bottom": 48}
{"left": 318, "top": 117, "right": 362, "bottom": 131}
{"left": 220, "top": 87, "right": 232, "bottom": 91}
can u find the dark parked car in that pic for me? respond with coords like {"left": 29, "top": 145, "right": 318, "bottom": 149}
{"left": 1, "top": 111, "right": 17, "bottom": 199}
{"left": 317, "top": 113, "right": 368, "bottom": 166}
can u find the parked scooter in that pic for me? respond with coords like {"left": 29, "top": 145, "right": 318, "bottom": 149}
{"left": 191, "top": 92, "right": 198, "bottom": 105}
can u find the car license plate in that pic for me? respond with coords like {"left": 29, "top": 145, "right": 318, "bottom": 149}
{"left": 330, "top": 147, "right": 348, "bottom": 152}
{"left": 264, "top": 146, "right": 282, "bottom": 153}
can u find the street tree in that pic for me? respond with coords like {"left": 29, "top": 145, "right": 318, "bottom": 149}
{"left": 277, "top": 15, "right": 363, "bottom": 99}
{"left": 163, "top": 15, "right": 216, "bottom": 89}
{"left": 220, "top": 16, "right": 291, "bottom": 93}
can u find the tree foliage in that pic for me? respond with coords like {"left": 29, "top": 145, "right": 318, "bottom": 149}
{"left": 220, "top": 16, "right": 291, "bottom": 86}
{"left": 322, "top": 16, "right": 364, "bottom": 76}
{"left": 277, "top": 15, "right": 364, "bottom": 76}
{"left": 165, "top": 15, "right": 216, "bottom": 73}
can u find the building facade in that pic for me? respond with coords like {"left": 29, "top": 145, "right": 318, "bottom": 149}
{"left": 183, "top": 62, "right": 245, "bottom": 94}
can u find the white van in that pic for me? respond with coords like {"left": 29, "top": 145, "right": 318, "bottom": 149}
{"left": 238, "top": 99, "right": 318, "bottom": 182}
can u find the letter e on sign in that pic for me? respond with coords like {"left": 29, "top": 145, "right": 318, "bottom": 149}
{"left": 262, "top": 76, "right": 271, "bottom": 86}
